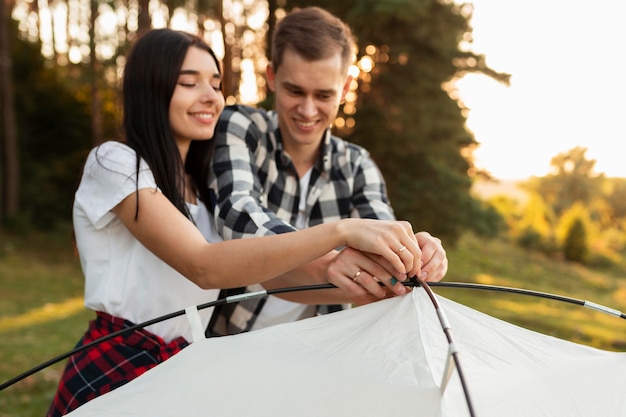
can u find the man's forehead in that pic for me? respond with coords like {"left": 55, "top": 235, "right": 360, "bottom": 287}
{"left": 281, "top": 79, "right": 338, "bottom": 93}
{"left": 276, "top": 53, "right": 348, "bottom": 89}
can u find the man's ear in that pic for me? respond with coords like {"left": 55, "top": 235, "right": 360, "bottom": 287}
{"left": 340, "top": 74, "right": 353, "bottom": 101}
{"left": 266, "top": 63, "right": 277, "bottom": 92}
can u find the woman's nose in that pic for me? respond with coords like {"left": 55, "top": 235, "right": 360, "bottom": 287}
{"left": 200, "top": 84, "right": 221, "bottom": 102}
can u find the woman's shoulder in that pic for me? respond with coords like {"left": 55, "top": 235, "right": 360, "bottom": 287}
{"left": 76, "top": 140, "right": 155, "bottom": 208}
{"left": 86, "top": 141, "right": 136, "bottom": 169}
{"left": 81, "top": 140, "right": 152, "bottom": 182}
{"left": 90, "top": 140, "right": 134, "bottom": 160}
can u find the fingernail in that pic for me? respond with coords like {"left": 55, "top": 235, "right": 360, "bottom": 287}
{"left": 420, "top": 271, "right": 428, "bottom": 279}
{"left": 390, "top": 277, "right": 398, "bottom": 286}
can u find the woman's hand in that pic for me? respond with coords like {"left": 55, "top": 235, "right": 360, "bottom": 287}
{"left": 337, "top": 219, "right": 421, "bottom": 279}
{"left": 327, "top": 225, "right": 448, "bottom": 304}
{"left": 324, "top": 247, "right": 408, "bottom": 302}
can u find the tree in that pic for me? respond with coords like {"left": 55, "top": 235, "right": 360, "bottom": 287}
{"left": 557, "top": 203, "right": 591, "bottom": 263}
{"left": 563, "top": 217, "right": 587, "bottom": 263}
{"left": 602, "top": 178, "right": 626, "bottom": 223}
{"left": 8, "top": 0, "right": 510, "bottom": 237}
{"left": 526, "top": 147, "right": 602, "bottom": 217}
{"left": 12, "top": 30, "right": 93, "bottom": 228}
{"left": 514, "top": 193, "right": 556, "bottom": 253}
{"left": 282, "top": 0, "right": 509, "bottom": 244}
{"left": 89, "top": 0, "right": 102, "bottom": 146}
{"left": 0, "top": 10, "right": 19, "bottom": 224}
{"left": 516, "top": 193, "right": 554, "bottom": 239}
{"left": 550, "top": 146, "right": 597, "bottom": 177}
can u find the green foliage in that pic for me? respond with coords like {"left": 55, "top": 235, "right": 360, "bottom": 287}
{"left": 11, "top": 28, "right": 94, "bottom": 228}
{"left": 468, "top": 200, "right": 504, "bottom": 238}
{"left": 604, "top": 178, "right": 626, "bottom": 221}
{"left": 442, "top": 232, "right": 626, "bottom": 351}
{"left": 483, "top": 172, "right": 626, "bottom": 264}
{"left": 563, "top": 217, "right": 587, "bottom": 263}
{"left": 600, "top": 225, "right": 626, "bottom": 255}
{"left": 555, "top": 203, "right": 592, "bottom": 263}
{"left": 509, "top": 147, "right": 626, "bottom": 263}
{"left": 525, "top": 147, "right": 602, "bottom": 217}
{"left": 515, "top": 193, "right": 554, "bottom": 238}
{"left": 486, "top": 194, "right": 521, "bottom": 230}
{"left": 557, "top": 203, "right": 591, "bottom": 263}
{"left": 285, "top": 0, "right": 508, "bottom": 244}
{"left": 9, "top": 0, "right": 510, "bottom": 239}
{"left": 516, "top": 226, "right": 544, "bottom": 251}
{"left": 515, "top": 227, "right": 559, "bottom": 256}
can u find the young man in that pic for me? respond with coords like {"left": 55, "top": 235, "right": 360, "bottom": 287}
{"left": 207, "top": 7, "right": 448, "bottom": 335}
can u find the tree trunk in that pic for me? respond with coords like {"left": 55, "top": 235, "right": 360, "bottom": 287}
{"left": 265, "top": 0, "right": 277, "bottom": 99}
{"left": 89, "top": 0, "right": 102, "bottom": 145}
{"left": 217, "top": 0, "right": 234, "bottom": 99}
{"left": 137, "top": 0, "right": 150, "bottom": 36}
{"left": 0, "top": 0, "right": 20, "bottom": 221}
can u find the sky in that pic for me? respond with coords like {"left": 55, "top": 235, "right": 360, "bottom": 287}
{"left": 455, "top": 0, "right": 626, "bottom": 179}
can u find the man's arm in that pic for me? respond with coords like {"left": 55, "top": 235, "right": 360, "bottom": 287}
{"left": 347, "top": 143, "right": 396, "bottom": 221}
{"left": 210, "top": 106, "right": 297, "bottom": 239}
{"left": 262, "top": 247, "right": 410, "bottom": 305}
{"left": 209, "top": 109, "right": 413, "bottom": 301}
{"left": 339, "top": 143, "right": 448, "bottom": 285}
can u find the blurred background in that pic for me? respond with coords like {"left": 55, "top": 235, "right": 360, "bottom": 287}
{"left": 2, "top": 1, "right": 626, "bottom": 415}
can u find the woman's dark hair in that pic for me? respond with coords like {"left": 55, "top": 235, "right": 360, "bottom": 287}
{"left": 122, "top": 28, "right": 222, "bottom": 218}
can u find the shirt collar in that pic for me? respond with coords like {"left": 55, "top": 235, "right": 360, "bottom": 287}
{"left": 275, "top": 127, "right": 333, "bottom": 174}
{"left": 319, "top": 129, "right": 333, "bottom": 173}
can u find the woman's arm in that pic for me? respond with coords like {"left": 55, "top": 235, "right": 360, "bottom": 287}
{"left": 112, "top": 188, "right": 421, "bottom": 294}
{"left": 261, "top": 232, "right": 448, "bottom": 305}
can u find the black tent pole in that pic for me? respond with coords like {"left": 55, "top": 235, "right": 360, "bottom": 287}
{"left": 1, "top": 280, "right": 624, "bottom": 394}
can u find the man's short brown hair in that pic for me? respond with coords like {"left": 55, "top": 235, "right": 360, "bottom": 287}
{"left": 271, "top": 7, "right": 356, "bottom": 74}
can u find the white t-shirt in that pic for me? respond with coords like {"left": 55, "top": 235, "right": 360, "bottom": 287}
{"left": 73, "top": 141, "right": 220, "bottom": 343}
{"left": 250, "top": 168, "right": 316, "bottom": 330}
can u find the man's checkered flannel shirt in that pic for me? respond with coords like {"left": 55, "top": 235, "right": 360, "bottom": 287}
{"left": 207, "top": 104, "right": 395, "bottom": 336}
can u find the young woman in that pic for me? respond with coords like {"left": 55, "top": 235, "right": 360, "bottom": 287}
{"left": 46, "top": 29, "right": 432, "bottom": 416}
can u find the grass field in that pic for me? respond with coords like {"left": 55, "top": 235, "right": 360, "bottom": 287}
{"left": 440, "top": 233, "right": 626, "bottom": 351}
{"left": 0, "top": 228, "right": 93, "bottom": 417}
{"left": 1, "top": 229, "right": 626, "bottom": 416}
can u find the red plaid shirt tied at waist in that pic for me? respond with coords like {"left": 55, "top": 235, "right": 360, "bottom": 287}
{"left": 46, "top": 311, "right": 189, "bottom": 417}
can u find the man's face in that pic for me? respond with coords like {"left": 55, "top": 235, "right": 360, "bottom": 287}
{"left": 267, "top": 48, "right": 351, "bottom": 153}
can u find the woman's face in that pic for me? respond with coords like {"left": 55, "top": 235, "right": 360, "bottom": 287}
{"left": 169, "top": 46, "right": 225, "bottom": 146}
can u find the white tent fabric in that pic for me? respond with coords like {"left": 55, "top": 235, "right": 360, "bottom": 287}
{"left": 66, "top": 289, "right": 626, "bottom": 417}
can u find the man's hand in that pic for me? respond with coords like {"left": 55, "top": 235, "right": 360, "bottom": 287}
{"left": 324, "top": 231, "right": 448, "bottom": 306}
{"left": 324, "top": 247, "right": 409, "bottom": 303}
{"left": 414, "top": 231, "right": 448, "bottom": 282}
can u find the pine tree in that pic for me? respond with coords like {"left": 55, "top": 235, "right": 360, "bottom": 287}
{"left": 283, "top": 0, "right": 509, "bottom": 243}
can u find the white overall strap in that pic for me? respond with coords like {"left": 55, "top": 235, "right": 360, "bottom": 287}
{"left": 184, "top": 305, "right": 206, "bottom": 343}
